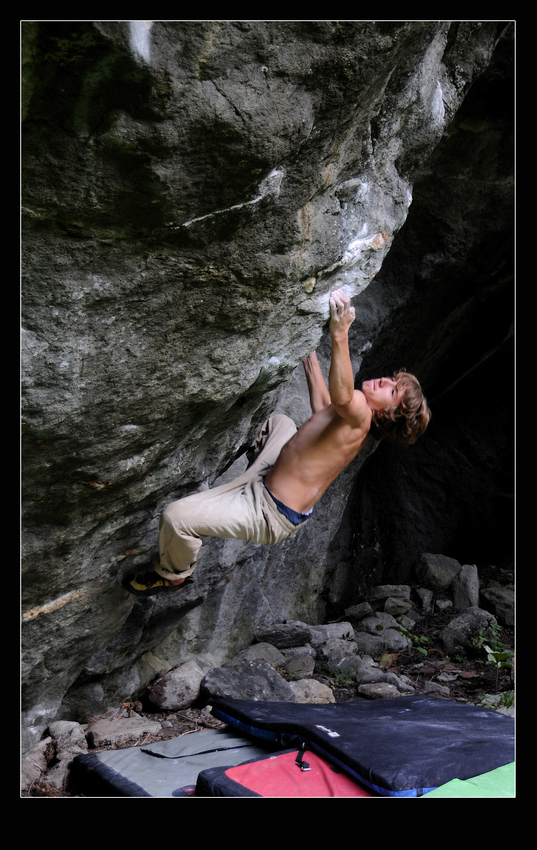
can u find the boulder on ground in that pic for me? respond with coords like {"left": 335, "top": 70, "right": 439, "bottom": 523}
{"left": 200, "top": 659, "right": 296, "bottom": 703}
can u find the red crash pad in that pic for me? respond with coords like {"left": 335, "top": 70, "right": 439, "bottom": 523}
{"left": 196, "top": 748, "right": 377, "bottom": 797}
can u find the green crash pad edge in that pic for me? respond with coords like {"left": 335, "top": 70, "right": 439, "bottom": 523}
{"left": 422, "top": 762, "right": 515, "bottom": 797}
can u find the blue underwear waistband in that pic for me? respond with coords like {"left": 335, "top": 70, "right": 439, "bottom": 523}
{"left": 263, "top": 481, "right": 314, "bottom": 526}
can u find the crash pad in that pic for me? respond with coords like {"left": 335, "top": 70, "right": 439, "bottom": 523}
{"left": 211, "top": 695, "right": 515, "bottom": 797}
{"left": 70, "top": 728, "right": 273, "bottom": 797}
{"left": 422, "top": 761, "right": 515, "bottom": 797}
{"left": 196, "top": 748, "right": 378, "bottom": 797}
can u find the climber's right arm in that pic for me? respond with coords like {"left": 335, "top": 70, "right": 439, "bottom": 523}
{"left": 303, "top": 352, "right": 331, "bottom": 413}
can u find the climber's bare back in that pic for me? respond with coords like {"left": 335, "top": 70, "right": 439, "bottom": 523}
{"left": 264, "top": 393, "right": 371, "bottom": 513}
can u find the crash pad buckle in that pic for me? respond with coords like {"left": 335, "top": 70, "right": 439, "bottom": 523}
{"left": 295, "top": 744, "right": 311, "bottom": 771}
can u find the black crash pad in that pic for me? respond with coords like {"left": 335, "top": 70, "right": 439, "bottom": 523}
{"left": 210, "top": 695, "right": 515, "bottom": 797}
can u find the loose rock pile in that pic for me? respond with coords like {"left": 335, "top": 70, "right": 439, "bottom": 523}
{"left": 21, "top": 554, "right": 514, "bottom": 796}
{"left": 145, "top": 554, "right": 513, "bottom": 709}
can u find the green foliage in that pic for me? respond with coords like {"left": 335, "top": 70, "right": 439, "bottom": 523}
{"left": 330, "top": 667, "right": 357, "bottom": 688}
{"left": 391, "top": 626, "right": 434, "bottom": 657}
{"left": 480, "top": 690, "right": 514, "bottom": 711}
{"left": 469, "top": 623, "right": 514, "bottom": 689}
{"left": 483, "top": 645, "right": 514, "bottom": 669}
{"left": 471, "top": 622, "right": 503, "bottom": 654}
{"left": 312, "top": 661, "right": 355, "bottom": 688}
{"left": 483, "top": 644, "right": 514, "bottom": 690}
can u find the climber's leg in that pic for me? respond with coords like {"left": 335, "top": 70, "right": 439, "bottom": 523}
{"left": 122, "top": 415, "right": 298, "bottom": 596}
{"left": 156, "top": 415, "right": 298, "bottom": 577}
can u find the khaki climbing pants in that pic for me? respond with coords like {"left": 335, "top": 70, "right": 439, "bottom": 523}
{"left": 155, "top": 414, "right": 306, "bottom": 580}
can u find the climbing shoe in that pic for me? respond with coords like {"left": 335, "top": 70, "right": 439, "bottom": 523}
{"left": 121, "top": 568, "right": 194, "bottom": 597}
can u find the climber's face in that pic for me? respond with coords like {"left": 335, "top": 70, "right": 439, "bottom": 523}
{"left": 361, "top": 377, "right": 402, "bottom": 411}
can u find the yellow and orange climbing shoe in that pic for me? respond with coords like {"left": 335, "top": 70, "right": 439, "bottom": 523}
{"left": 121, "top": 568, "right": 194, "bottom": 597}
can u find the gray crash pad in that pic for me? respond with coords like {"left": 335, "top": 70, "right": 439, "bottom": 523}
{"left": 71, "top": 728, "right": 272, "bottom": 797}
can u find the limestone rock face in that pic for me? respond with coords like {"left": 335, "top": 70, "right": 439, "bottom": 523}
{"left": 22, "top": 21, "right": 513, "bottom": 755}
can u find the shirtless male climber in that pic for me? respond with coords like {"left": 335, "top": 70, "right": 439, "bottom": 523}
{"left": 122, "top": 289, "right": 430, "bottom": 597}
